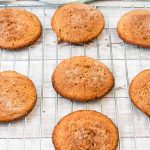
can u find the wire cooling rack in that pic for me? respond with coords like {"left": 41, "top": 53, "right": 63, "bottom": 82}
{"left": 0, "top": 1, "right": 150, "bottom": 150}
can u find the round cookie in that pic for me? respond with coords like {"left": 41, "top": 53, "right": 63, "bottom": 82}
{"left": 129, "top": 69, "right": 150, "bottom": 116}
{"left": 52, "top": 56, "right": 114, "bottom": 101}
{"left": 117, "top": 10, "right": 150, "bottom": 47}
{"left": 52, "top": 110, "right": 119, "bottom": 150}
{"left": 0, "top": 8, "right": 42, "bottom": 50}
{"left": 51, "top": 3, "right": 104, "bottom": 43}
{"left": 0, "top": 71, "right": 37, "bottom": 122}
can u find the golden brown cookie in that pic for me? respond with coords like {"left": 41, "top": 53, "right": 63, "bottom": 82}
{"left": 0, "top": 8, "right": 42, "bottom": 50}
{"left": 53, "top": 110, "right": 119, "bottom": 150}
{"left": 129, "top": 69, "right": 150, "bottom": 116}
{"left": 117, "top": 10, "right": 150, "bottom": 47}
{"left": 0, "top": 71, "right": 37, "bottom": 122}
{"left": 51, "top": 3, "right": 104, "bottom": 44}
{"left": 52, "top": 56, "right": 114, "bottom": 101}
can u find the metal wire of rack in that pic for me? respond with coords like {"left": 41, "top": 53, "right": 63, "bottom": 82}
{"left": 0, "top": 1, "right": 150, "bottom": 150}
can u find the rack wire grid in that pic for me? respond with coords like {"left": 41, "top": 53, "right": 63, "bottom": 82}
{"left": 0, "top": 1, "right": 150, "bottom": 150}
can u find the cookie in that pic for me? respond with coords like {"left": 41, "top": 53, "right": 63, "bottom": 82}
{"left": 129, "top": 69, "right": 150, "bottom": 116}
{"left": 117, "top": 10, "right": 150, "bottom": 47}
{"left": 52, "top": 110, "right": 119, "bottom": 150}
{"left": 52, "top": 56, "right": 114, "bottom": 101}
{"left": 51, "top": 3, "right": 104, "bottom": 43}
{"left": 0, "top": 71, "right": 37, "bottom": 122}
{"left": 0, "top": 8, "right": 42, "bottom": 50}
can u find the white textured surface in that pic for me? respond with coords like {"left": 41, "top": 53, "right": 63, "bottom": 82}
{"left": 0, "top": 2, "right": 150, "bottom": 150}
